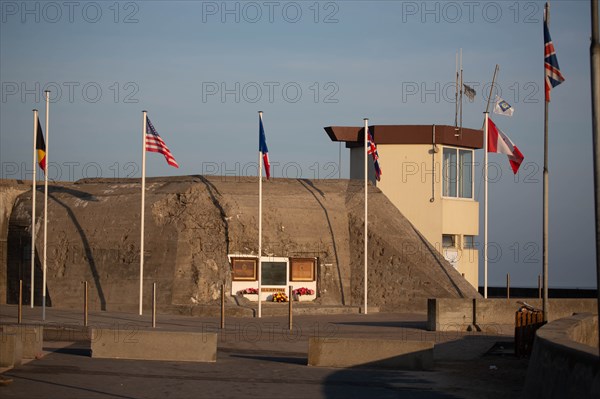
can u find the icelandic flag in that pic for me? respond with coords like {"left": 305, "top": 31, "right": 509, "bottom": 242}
{"left": 487, "top": 117, "right": 524, "bottom": 174}
{"left": 259, "top": 113, "right": 271, "bottom": 179}
{"left": 544, "top": 6, "right": 565, "bottom": 102}
{"left": 367, "top": 127, "right": 382, "bottom": 181}
{"left": 494, "top": 96, "right": 514, "bottom": 117}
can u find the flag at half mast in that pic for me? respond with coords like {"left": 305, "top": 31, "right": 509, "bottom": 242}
{"left": 36, "top": 117, "right": 46, "bottom": 172}
{"left": 487, "top": 117, "right": 524, "bottom": 174}
{"left": 367, "top": 127, "right": 382, "bottom": 181}
{"left": 494, "top": 96, "right": 514, "bottom": 117}
{"left": 146, "top": 117, "right": 179, "bottom": 168}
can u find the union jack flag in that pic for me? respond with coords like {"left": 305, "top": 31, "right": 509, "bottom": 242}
{"left": 544, "top": 6, "right": 565, "bottom": 102}
{"left": 146, "top": 117, "right": 179, "bottom": 168}
{"left": 367, "top": 127, "right": 382, "bottom": 181}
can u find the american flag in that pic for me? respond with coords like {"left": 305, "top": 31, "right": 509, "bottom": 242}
{"left": 544, "top": 6, "right": 565, "bottom": 102}
{"left": 145, "top": 117, "right": 179, "bottom": 168}
{"left": 259, "top": 113, "right": 271, "bottom": 179}
{"left": 367, "top": 127, "right": 382, "bottom": 181}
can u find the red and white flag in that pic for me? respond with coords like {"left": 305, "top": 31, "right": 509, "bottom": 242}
{"left": 487, "top": 117, "right": 524, "bottom": 174}
{"left": 146, "top": 117, "right": 179, "bottom": 168}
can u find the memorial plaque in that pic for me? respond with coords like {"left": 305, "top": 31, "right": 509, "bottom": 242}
{"left": 261, "top": 262, "right": 287, "bottom": 285}
{"left": 231, "top": 257, "right": 257, "bottom": 281}
{"left": 290, "top": 258, "right": 315, "bottom": 282}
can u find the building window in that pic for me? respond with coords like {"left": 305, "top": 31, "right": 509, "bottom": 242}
{"left": 443, "top": 147, "right": 473, "bottom": 199}
{"left": 442, "top": 234, "right": 456, "bottom": 248}
{"left": 464, "top": 235, "right": 476, "bottom": 249}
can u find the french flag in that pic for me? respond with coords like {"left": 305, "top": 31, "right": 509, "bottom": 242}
{"left": 259, "top": 112, "right": 271, "bottom": 179}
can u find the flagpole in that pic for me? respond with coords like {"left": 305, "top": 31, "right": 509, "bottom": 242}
{"left": 543, "top": 3, "right": 550, "bottom": 323}
{"left": 140, "top": 110, "right": 147, "bottom": 316}
{"left": 31, "top": 109, "right": 38, "bottom": 308}
{"left": 590, "top": 0, "right": 600, "bottom": 352}
{"left": 484, "top": 112, "right": 489, "bottom": 299}
{"left": 459, "top": 48, "right": 464, "bottom": 136}
{"left": 482, "top": 65, "right": 500, "bottom": 129}
{"left": 258, "top": 111, "right": 263, "bottom": 319}
{"left": 364, "top": 118, "right": 369, "bottom": 315}
{"left": 42, "top": 91, "right": 49, "bottom": 320}
{"left": 455, "top": 52, "right": 459, "bottom": 128}
{"left": 338, "top": 142, "right": 342, "bottom": 179}
{"left": 485, "top": 65, "right": 500, "bottom": 114}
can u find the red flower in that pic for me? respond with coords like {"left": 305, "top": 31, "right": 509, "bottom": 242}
{"left": 292, "top": 287, "right": 314, "bottom": 296}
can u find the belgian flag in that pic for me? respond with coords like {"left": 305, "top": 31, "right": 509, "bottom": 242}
{"left": 36, "top": 118, "right": 46, "bottom": 172}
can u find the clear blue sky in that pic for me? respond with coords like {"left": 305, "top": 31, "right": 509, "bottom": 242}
{"left": 0, "top": 1, "right": 596, "bottom": 288}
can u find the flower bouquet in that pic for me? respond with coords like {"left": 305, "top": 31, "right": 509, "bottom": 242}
{"left": 238, "top": 287, "right": 259, "bottom": 301}
{"left": 292, "top": 287, "right": 315, "bottom": 301}
{"left": 272, "top": 292, "right": 288, "bottom": 302}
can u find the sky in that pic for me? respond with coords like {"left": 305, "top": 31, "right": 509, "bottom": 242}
{"left": 0, "top": 0, "right": 597, "bottom": 289}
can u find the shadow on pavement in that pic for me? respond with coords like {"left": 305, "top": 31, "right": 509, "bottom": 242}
{"left": 321, "top": 367, "right": 460, "bottom": 399}
{"left": 229, "top": 354, "right": 307, "bottom": 365}
{"left": 3, "top": 375, "right": 139, "bottom": 399}
{"left": 332, "top": 320, "right": 428, "bottom": 330}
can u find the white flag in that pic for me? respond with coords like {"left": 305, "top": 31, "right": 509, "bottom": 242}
{"left": 494, "top": 96, "right": 514, "bottom": 117}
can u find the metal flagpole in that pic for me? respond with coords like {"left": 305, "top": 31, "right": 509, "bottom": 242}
{"left": 588, "top": 0, "right": 599, "bottom": 351}
{"left": 481, "top": 65, "right": 499, "bottom": 299}
{"left": 485, "top": 65, "right": 500, "bottom": 114}
{"left": 140, "top": 110, "right": 147, "bottom": 316}
{"left": 42, "top": 91, "right": 49, "bottom": 320}
{"left": 339, "top": 142, "right": 342, "bottom": 179}
{"left": 484, "top": 112, "right": 489, "bottom": 299}
{"left": 364, "top": 118, "right": 369, "bottom": 315}
{"left": 482, "top": 65, "right": 500, "bottom": 130}
{"left": 31, "top": 110, "right": 38, "bottom": 308}
{"left": 459, "top": 49, "right": 464, "bottom": 136}
{"left": 455, "top": 52, "right": 459, "bottom": 128}
{"left": 258, "top": 111, "right": 264, "bottom": 318}
{"left": 543, "top": 3, "right": 550, "bottom": 322}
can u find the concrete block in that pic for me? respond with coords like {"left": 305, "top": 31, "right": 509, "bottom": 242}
{"left": 44, "top": 325, "right": 91, "bottom": 342}
{"left": 91, "top": 329, "right": 217, "bottom": 362}
{"left": 1, "top": 324, "right": 43, "bottom": 359}
{"left": 308, "top": 337, "right": 434, "bottom": 370}
{"left": 427, "top": 298, "right": 599, "bottom": 332}
{"left": 0, "top": 332, "right": 23, "bottom": 368}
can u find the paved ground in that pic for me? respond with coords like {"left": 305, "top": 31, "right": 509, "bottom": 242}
{"left": 0, "top": 305, "right": 528, "bottom": 399}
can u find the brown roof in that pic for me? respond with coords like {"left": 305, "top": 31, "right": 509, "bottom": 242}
{"left": 324, "top": 125, "right": 483, "bottom": 149}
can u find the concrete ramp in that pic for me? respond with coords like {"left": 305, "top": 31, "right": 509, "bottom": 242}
{"left": 91, "top": 329, "right": 217, "bottom": 362}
